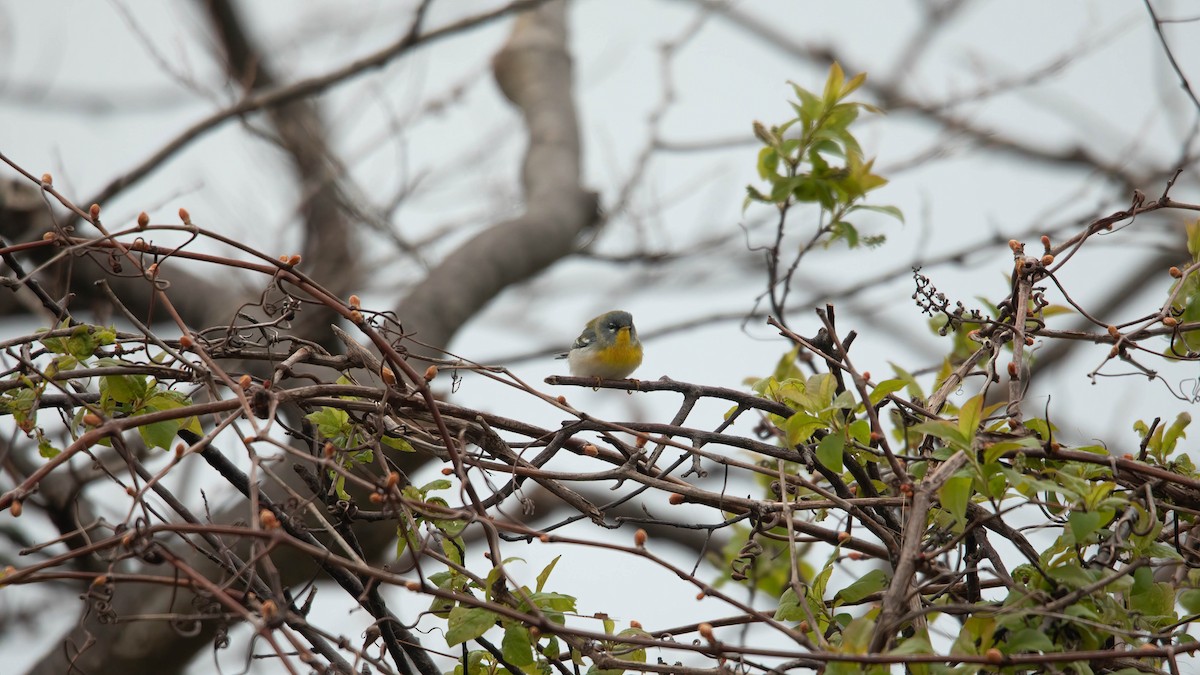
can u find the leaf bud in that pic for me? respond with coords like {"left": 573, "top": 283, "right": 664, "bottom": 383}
{"left": 634, "top": 528, "right": 647, "bottom": 547}
{"left": 9, "top": 500, "right": 21, "bottom": 517}
{"left": 348, "top": 294, "right": 361, "bottom": 309}
{"left": 583, "top": 444, "right": 598, "bottom": 456}
{"left": 179, "top": 334, "right": 193, "bottom": 350}
{"left": 423, "top": 365, "right": 438, "bottom": 382}
{"left": 1163, "top": 316, "right": 1178, "bottom": 327}
{"left": 382, "top": 367, "right": 396, "bottom": 386}
{"left": 1170, "top": 266, "right": 1183, "bottom": 278}
{"left": 89, "top": 204, "right": 100, "bottom": 220}
{"left": 752, "top": 121, "right": 777, "bottom": 146}
{"left": 260, "top": 509, "right": 280, "bottom": 530}
{"left": 178, "top": 207, "right": 191, "bottom": 225}
{"left": 698, "top": 622, "right": 715, "bottom": 643}
{"left": 668, "top": 493, "right": 685, "bottom": 505}
{"left": 40, "top": 173, "right": 52, "bottom": 186}
{"left": 137, "top": 212, "right": 150, "bottom": 229}
{"left": 259, "top": 599, "right": 279, "bottom": 621}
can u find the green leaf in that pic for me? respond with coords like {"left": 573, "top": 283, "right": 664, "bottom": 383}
{"left": 816, "top": 433, "right": 845, "bottom": 473}
{"left": 911, "top": 420, "right": 968, "bottom": 449}
{"left": 614, "top": 627, "right": 649, "bottom": 664}
{"left": 838, "top": 615, "right": 874, "bottom": 654}
{"left": 445, "top": 606, "right": 498, "bottom": 646}
{"left": 848, "top": 419, "right": 871, "bottom": 446}
{"left": 100, "top": 373, "right": 148, "bottom": 407}
{"left": 868, "top": 378, "right": 907, "bottom": 406}
{"left": 824, "top": 62, "right": 846, "bottom": 105}
{"left": 1179, "top": 588, "right": 1200, "bottom": 614}
{"left": 775, "top": 586, "right": 804, "bottom": 621}
{"left": 501, "top": 624, "right": 534, "bottom": 666}
{"left": 1162, "top": 412, "right": 1191, "bottom": 456}
{"left": 835, "top": 569, "right": 888, "bottom": 605}
{"left": 138, "top": 419, "right": 181, "bottom": 451}
{"left": 38, "top": 437, "right": 60, "bottom": 459}
{"left": 305, "top": 407, "right": 350, "bottom": 438}
{"left": 1047, "top": 562, "right": 1098, "bottom": 590}
{"left": 1187, "top": 219, "right": 1200, "bottom": 260}
{"left": 381, "top": 435, "right": 414, "bottom": 452}
{"left": 784, "top": 412, "right": 824, "bottom": 445}
{"left": 1068, "top": 510, "right": 1102, "bottom": 543}
{"left": 1130, "top": 566, "right": 1175, "bottom": 618}
{"left": 938, "top": 474, "right": 973, "bottom": 526}
{"left": 536, "top": 555, "right": 561, "bottom": 593}
{"left": 420, "top": 479, "right": 452, "bottom": 493}
{"left": 849, "top": 203, "right": 905, "bottom": 224}
{"left": 1005, "top": 627, "right": 1058, "bottom": 654}
{"left": 957, "top": 394, "right": 983, "bottom": 439}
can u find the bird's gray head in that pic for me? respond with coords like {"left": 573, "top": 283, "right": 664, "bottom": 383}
{"left": 599, "top": 311, "right": 636, "bottom": 338}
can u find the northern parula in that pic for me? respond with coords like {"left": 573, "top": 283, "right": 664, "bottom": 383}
{"left": 558, "top": 310, "right": 643, "bottom": 379}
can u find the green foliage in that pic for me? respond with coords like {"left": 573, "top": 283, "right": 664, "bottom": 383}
{"left": 305, "top": 406, "right": 384, "bottom": 499}
{"left": 6, "top": 323, "right": 200, "bottom": 453}
{"left": 746, "top": 62, "right": 900, "bottom": 249}
{"left": 1168, "top": 220, "right": 1200, "bottom": 355}
{"left": 395, "top": 479, "right": 467, "bottom": 558}
{"left": 439, "top": 554, "right": 579, "bottom": 675}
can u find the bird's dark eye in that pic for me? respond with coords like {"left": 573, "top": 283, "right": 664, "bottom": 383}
{"left": 608, "top": 322, "right": 618, "bottom": 330}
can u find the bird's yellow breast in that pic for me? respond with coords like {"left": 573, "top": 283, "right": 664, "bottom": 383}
{"left": 607, "top": 328, "right": 642, "bottom": 364}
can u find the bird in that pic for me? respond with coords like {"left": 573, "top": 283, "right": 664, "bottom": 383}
{"left": 557, "top": 310, "right": 643, "bottom": 379}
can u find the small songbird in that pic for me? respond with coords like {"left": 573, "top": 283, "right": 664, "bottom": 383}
{"left": 557, "top": 310, "right": 643, "bottom": 379}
